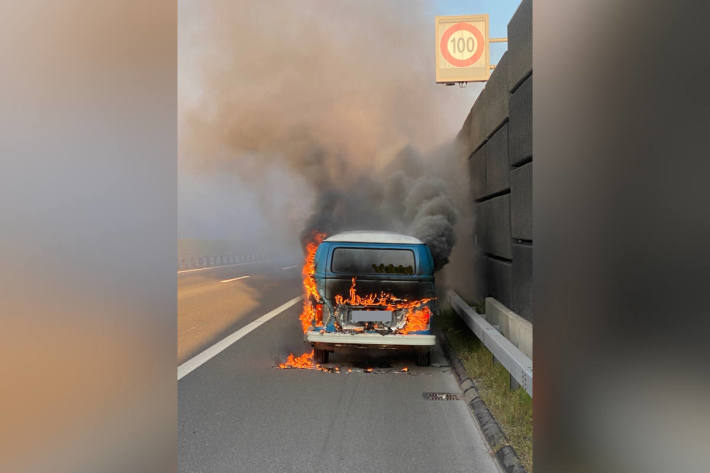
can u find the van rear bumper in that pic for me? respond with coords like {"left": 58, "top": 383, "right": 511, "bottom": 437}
{"left": 305, "top": 331, "right": 436, "bottom": 347}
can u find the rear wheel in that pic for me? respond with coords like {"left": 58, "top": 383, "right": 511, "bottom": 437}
{"left": 416, "top": 349, "right": 431, "bottom": 367}
{"left": 314, "top": 347, "right": 329, "bottom": 364}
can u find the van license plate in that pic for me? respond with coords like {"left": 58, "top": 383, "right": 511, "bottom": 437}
{"left": 351, "top": 310, "right": 392, "bottom": 323}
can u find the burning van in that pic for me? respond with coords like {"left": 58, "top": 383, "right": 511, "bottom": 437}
{"left": 303, "top": 231, "right": 437, "bottom": 366}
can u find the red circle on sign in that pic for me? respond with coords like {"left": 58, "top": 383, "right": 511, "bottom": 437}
{"left": 440, "top": 22, "right": 485, "bottom": 67}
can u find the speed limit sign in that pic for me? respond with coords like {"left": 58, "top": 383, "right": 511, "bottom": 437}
{"left": 435, "top": 15, "right": 489, "bottom": 83}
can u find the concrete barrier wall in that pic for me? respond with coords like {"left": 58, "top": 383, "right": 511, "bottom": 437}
{"left": 452, "top": 0, "right": 533, "bottom": 322}
{"left": 485, "top": 297, "right": 532, "bottom": 359}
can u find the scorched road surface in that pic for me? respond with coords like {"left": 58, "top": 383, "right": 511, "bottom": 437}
{"left": 178, "top": 261, "right": 500, "bottom": 473}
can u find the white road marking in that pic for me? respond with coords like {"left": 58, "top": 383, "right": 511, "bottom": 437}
{"left": 178, "top": 261, "right": 254, "bottom": 274}
{"left": 177, "top": 296, "right": 302, "bottom": 380}
{"left": 220, "top": 275, "right": 250, "bottom": 283}
{"left": 281, "top": 265, "right": 298, "bottom": 270}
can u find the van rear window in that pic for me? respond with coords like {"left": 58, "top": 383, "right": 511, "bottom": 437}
{"left": 331, "top": 248, "right": 415, "bottom": 275}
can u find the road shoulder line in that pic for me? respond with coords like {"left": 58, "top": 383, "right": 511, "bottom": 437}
{"left": 178, "top": 296, "right": 301, "bottom": 380}
{"left": 220, "top": 275, "right": 250, "bottom": 283}
{"left": 177, "top": 261, "right": 261, "bottom": 274}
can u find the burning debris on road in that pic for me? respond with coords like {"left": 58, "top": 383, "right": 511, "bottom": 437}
{"left": 277, "top": 348, "right": 412, "bottom": 375}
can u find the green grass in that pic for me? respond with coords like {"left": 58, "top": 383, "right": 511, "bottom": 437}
{"left": 435, "top": 308, "right": 533, "bottom": 472}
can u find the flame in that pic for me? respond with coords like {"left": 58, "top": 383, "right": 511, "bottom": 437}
{"left": 335, "top": 277, "right": 433, "bottom": 334}
{"left": 279, "top": 232, "right": 327, "bottom": 372}
{"left": 399, "top": 306, "right": 432, "bottom": 335}
{"left": 299, "top": 232, "right": 327, "bottom": 332}
{"left": 277, "top": 352, "right": 404, "bottom": 375}
{"left": 279, "top": 350, "right": 315, "bottom": 369}
{"left": 277, "top": 349, "right": 333, "bottom": 373}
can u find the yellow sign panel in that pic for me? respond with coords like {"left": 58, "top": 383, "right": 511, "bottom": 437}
{"left": 435, "top": 15, "right": 489, "bottom": 83}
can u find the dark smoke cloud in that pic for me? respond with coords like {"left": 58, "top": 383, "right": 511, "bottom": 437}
{"left": 409, "top": 215, "right": 457, "bottom": 269}
{"left": 298, "top": 146, "right": 460, "bottom": 270}
{"left": 180, "top": 0, "right": 479, "bottom": 270}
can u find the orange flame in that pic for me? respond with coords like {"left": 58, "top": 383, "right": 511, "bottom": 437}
{"left": 277, "top": 349, "right": 332, "bottom": 372}
{"left": 299, "top": 232, "right": 327, "bottom": 332}
{"left": 399, "top": 306, "right": 431, "bottom": 334}
{"left": 334, "top": 277, "right": 433, "bottom": 334}
{"left": 278, "top": 350, "right": 315, "bottom": 369}
{"left": 279, "top": 232, "right": 327, "bottom": 372}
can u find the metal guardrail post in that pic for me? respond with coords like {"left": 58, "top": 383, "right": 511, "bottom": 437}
{"left": 449, "top": 290, "right": 533, "bottom": 397}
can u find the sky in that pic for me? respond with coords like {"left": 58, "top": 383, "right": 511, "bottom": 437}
{"left": 178, "top": 0, "right": 522, "bottom": 245}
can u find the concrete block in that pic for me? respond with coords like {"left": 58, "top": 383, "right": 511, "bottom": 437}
{"left": 509, "top": 75, "right": 532, "bottom": 165}
{"left": 452, "top": 359, "right": 467, "bottom": 383}
{"left": 467, "top": 233, "right": 489, "bottom": 303}
{"left": 468, "top": 89, "right": 488, "bottom": 152}
{"left": 495, "top": 445, "right": 527, "bottom": 473}
{"left": 485, "top": 295, "right": 532, "bottom": 357}
{"left": 456, "top": 112, "right": 473, "bottom": 152}
{"left": 463, "top": 387, "right": 479, "bottom": 404}
{"left": 511, "top": 162, "right": 532, "bottom": 240}
{"left": 485, "top": 257, "right": 512, "bottom": 308}
{"left": 485, "top": 123, "right": 510, "bottom": 195}
{"left": 483, "top": 52, "right": 510, "bottom": 137}
{"left": 507, "top": 0, "right": 532, "bottom": 91}
{"left": 478, "top": 195, "right": 512, "bottom": 259}
{"left": 512, "top": 243, "right": 533, "bottom": 323}
{"left": 469, "top": 144, "right": 487, "bottom": 200}
{"left": 474, "top": 202, "right": 484, "bottom": 245}
{"left": 471, "top": 398, "right": 507, "bottom": 450}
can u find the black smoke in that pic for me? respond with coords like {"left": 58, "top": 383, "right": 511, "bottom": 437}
{"left": 299, "top": 145, "right": 459, "bottom": 271}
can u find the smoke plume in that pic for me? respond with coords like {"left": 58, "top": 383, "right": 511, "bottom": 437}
{"left": 180, "top": 0, "right": 479, "bottom": 270}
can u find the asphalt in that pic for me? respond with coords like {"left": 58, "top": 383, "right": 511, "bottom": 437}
{"left": 178, "top": 261, "right": 303, "bottom": 364}
{"left": 178, "top": 261, "right": 500, "bottom": 473}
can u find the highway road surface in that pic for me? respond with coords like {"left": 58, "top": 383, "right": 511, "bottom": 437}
{"left": 178, "top": 260, "right": 500, "bottom": 473}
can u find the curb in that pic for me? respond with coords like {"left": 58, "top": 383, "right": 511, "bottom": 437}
{"left": 438, "top": 332, "right": 528, "bottom": 473}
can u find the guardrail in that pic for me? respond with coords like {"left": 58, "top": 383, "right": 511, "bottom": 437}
{"left": 449, "top": 290, "right": 533, "bottom": 397}
{"left": 177, "top": 254, "right": 266, "bottom": 270}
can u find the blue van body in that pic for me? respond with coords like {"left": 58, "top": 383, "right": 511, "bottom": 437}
{"left": 305, "top": 231, "right": 437, "bottom": 364}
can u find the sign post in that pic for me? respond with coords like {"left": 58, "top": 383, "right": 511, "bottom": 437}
{"left": 435, "top": 15, "right": 490, "bottom": 84}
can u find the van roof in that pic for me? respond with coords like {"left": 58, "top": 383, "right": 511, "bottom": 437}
{"left": 324, "top": 231, "right": 424, "bottom": 244}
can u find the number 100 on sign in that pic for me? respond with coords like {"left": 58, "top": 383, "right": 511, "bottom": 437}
{"left": 449, "top": 33, "right": 478, "bottom": 63}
